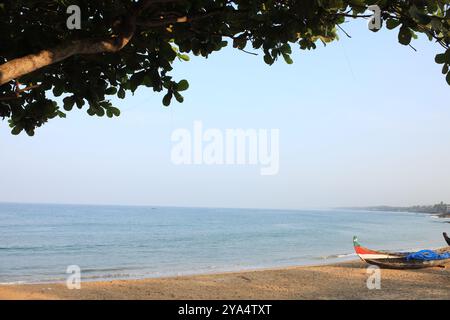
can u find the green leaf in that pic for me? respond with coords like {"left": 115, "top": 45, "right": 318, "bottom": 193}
{"left": 435, "top": 53, "right": 446, "bottom": 64}
{"left": 25, "top": 128, "right": 35, "bottom": 136}
{"left": 442, "top": 64, "right": 449, "bottom": 75}
{"left": 178, "top": 54, "right": 190, "bottom": 61}
{"left": 280, "top": 43, "right": 292, "bottom": 54}
{"left": 11, "top": 126, "right": 23, "bottom": 135}
{"left": 264, "top": 54, "right": 274, "bottom": 65}
{"left": 408, "top": 5, "right": 432, "bottom": 25}
{"left": 177, "top": 80, "right": 189, "bottom": 91}
{"left": 129, "top": 71, "right": 145, "bottom": 93}
{"left": 447, "top": 72, "right": 450, "bottom": 86}
{"left": 174, "top": 91, "right": 184, "bottom": 103}
{"left": 118, "top": 88, "right": 126, "bottom": 99}
{"left": 398, "top": 26, "right": 412, "bottom": 46}
{"left": 445, "top": 50, "right": 450, "bottom": 64}
{"left": 63, "top": 96, "right": 75, "bottom": 111}
{"left": 52, "top": 85, "right": 64, "bottom": 97}
{"left": 57, "top": 110, "right": 66, "bottom": 118}
{"left": 162, "top": 92, "right": 173, "bottom": 106}
{"left": 431, "top": 18, "right": 443, "bottom": 31}
{"left": 110, "top": 107, "right": 120, "bottom": 117}
{"left": 105, "top": 87, "right": 117, "bottom": 95}
{"left": 386, "top": 19, "right": 401, "bottom": 30}
{"left": 233, "top": 37, "right": 247, "bottom": 50}
{"left": 75, "top": 98, "right": 85, "bottom": 109}
{"left": 96, "top": 107, "right": 105, "bottom": 117}
{"left": 282, "top": 53, "right": 293, "bottom": 64}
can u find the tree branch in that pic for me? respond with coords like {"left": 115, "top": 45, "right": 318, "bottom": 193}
{"left": 0, "top": 31, "right": 135, "bottom": 87}
{"left": 0, "top": 0, "right": 181, "bottom": 87}
{"left": 0, "top": 83, "right": 41, "bottom": 101}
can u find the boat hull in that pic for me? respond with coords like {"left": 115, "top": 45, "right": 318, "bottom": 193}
{"left": 362, "top": 258, "right": 447, "bottom": 269}
{"left": 353, "top": 236, "right": 450, "bottom": 269}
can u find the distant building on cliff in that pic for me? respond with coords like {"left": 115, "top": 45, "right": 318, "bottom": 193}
{"left": 433, "top": 201, "right": 450, "bottom": 214}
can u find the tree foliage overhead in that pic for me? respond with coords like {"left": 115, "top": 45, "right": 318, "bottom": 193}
{"left": 0, "top": 0, "right": 449, "bottom": 136}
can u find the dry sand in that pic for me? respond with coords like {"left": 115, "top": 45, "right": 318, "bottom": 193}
{"left": 1, "top": 260, "right": 449, "bottom": 300}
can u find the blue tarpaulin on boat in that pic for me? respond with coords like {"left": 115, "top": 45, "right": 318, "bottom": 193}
{"left": 405, "top": 250, "right": 450, "bottom": 261}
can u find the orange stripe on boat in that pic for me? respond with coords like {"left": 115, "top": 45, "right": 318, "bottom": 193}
{"left": 354, "top": 245, "right": 381, "bottom": 255}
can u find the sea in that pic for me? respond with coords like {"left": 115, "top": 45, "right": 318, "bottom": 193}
{"left": 0, "top": 203, "right": 449, "bottom": 284}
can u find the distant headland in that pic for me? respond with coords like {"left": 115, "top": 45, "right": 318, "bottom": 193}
{"left": 343, "top": 202, "right": 450, "bottom": 218}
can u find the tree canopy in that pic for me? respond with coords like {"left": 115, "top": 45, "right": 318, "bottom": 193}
{"left": 0, "top": 0, "right": 449, "bottom": 136}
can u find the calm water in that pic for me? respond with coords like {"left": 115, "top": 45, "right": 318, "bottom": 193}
{"left": 0, "top": 203, "right": 448, "bottom": 284}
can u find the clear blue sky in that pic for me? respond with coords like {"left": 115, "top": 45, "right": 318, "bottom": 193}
{"left": 1, "top": 19, "right": 449, "bottom": 209}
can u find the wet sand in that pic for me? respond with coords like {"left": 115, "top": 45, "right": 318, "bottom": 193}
{"left": 1, "top": 261, "right": 450, "bottom": 300}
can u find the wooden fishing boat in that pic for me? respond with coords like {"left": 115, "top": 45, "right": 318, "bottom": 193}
{"left": 353, "top": 236, "right": 450, "bottom": 269}
{"left": 444, "top": 232, "right": 450, "bottom": 246}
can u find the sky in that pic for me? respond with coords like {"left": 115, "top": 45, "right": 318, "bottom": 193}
{"left": 1, "top": 19, "right": 449, "bottom": 209}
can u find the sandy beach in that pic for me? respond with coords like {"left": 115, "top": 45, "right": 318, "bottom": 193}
{"left": 1, "top": 260, "right": 450, "bottom": 300}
